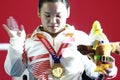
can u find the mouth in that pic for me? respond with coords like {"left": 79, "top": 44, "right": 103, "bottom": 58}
{"left": 50, "top": 26, "right": 58, "bottom": 29}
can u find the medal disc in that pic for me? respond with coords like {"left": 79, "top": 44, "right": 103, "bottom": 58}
{"left": 51, "top": 63, "right": 65, "bottom": 78}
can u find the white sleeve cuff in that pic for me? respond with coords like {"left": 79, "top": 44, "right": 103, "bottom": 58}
{"left": 10, "top": 37, "right": 25, "bottom": 53}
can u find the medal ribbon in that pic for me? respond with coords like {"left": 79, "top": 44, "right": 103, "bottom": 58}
{"left": 36, "top": 33, "right": 71, "bottom": 63}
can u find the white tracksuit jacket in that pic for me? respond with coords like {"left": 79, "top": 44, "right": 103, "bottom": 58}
{"left": 4, "top": 25, "right": 117, "bottom": 80}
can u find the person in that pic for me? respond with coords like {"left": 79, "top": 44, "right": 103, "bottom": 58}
{"left": 3, "top": 0, "right": 118, "bottom": 80}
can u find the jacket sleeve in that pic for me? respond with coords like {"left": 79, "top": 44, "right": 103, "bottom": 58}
{"left": 81, "top": 55, "right": 100, "bottom": 79}
{"left": 4, "top": 37, "right": 26, "bottom": 77}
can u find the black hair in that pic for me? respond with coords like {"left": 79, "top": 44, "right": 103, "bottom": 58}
{"left": 38, "top": 0, "right": 69, "bottom": 9}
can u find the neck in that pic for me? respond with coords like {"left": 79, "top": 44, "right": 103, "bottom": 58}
{"left": 47, "top": 29, "right": 65, "bottom": 38}
{"left": 43, "top": 29, "right": 65, "bottom": 38}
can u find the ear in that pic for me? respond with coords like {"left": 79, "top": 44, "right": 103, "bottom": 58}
{"left": 77, "top": 45, "right": 94, "bottom": 55}
{"left": 66, "top": 7, "right": 70, "bottom": 18}
{"left": 38, "top": 8, "right": 41, "bottom": 18}
{"left": 111, "top": 42, "right": 120, "bottom": 54}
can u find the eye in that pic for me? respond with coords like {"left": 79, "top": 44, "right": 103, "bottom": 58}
{"left": 45, "top": 14, "right": 51, "bottom": 17}
{"left": 56, "top": 13, "right": 61, "bottom": 18}
{"left": 56, "top": 14, "right": 60, "bottom": 17}
{"left": 101, "top": 40, "right": 104, "bottom": 44}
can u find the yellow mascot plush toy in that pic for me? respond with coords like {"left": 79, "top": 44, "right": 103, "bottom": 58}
{"left": 77, "top": 20, "right": 120, "bottom": 75}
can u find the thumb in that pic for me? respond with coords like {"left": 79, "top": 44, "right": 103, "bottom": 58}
{"left": 20, "top": 25, "right": 24, "bottom": 31}
{"left": 20, "top": 25, "right": 26, "bottom": 38}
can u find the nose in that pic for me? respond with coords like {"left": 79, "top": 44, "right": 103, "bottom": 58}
{"left": 50, "top": 17, "right": 57, "bottom": 24}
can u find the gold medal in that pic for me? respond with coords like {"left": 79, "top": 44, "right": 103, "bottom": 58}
{"left": 36, "top": 33, "right": 68, "bottom": 78}
{"left": 51, "top": 63, "right": 65, "bottom": 78}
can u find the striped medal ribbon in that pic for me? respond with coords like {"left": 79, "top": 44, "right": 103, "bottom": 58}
{"left": 36, "top": 33, "right": 70, "bottom": 78}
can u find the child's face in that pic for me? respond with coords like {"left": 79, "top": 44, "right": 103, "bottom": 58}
{"left": 39, "top": 2, "right": 70, "bottom": 34}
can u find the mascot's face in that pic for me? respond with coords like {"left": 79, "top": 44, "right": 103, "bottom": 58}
{"left": 96, "top": 44, "right": 111, "bottom": 56}
{"left": 77, "top": 40, "right": 120, "bottom": 63}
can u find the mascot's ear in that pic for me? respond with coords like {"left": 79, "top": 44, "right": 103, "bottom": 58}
{"left": 77, "top": 45, "right": 94, "bottom": 55}
{"left": 111, "top": 42, "right": 120, "bottom": 54}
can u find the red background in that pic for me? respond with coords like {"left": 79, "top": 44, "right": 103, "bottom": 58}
{"left": 0, "top": 0, "right": 120, "bottom": 80}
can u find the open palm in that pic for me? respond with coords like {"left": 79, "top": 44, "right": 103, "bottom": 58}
{"left": 3, "top": 16, "right": 26, "bottom": 39}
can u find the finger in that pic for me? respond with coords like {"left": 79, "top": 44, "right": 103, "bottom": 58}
{"left": 3, "top": 24, "right": 10, "bottom": 32}
{"left": 9, "top": 16, "right": 19, "bottom": 30}
{"left": 3, "top": 24, "right": 13, "bottom": 37}
{"left": 20, "top": 25, "right": 24, "bottom": 31}
{"left": 9, "top": 16, "right": 19, "bottom": 28}
{"left": 17, "top": 30, "right": 21, "bottom": 37}
{"left": 7, "top": 18, "right": 13, "bottom": 29}
{"left": 17, "top": 25, "right": 25, "bottom": 37}
{"left": 7, "top": 17, "right": 16, "bottom": 30}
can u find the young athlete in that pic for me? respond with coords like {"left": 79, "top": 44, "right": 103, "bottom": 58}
{"left": 3, "top": 0, "right": 117, "bottom": 80}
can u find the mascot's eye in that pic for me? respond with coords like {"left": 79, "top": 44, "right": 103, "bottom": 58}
{"left": 101, "top": 41, "right": 104, "bottom": 44}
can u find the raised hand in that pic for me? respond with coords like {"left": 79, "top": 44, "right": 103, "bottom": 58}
{"left": 3, "top": 16, "right": 26, "bottom": 39}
